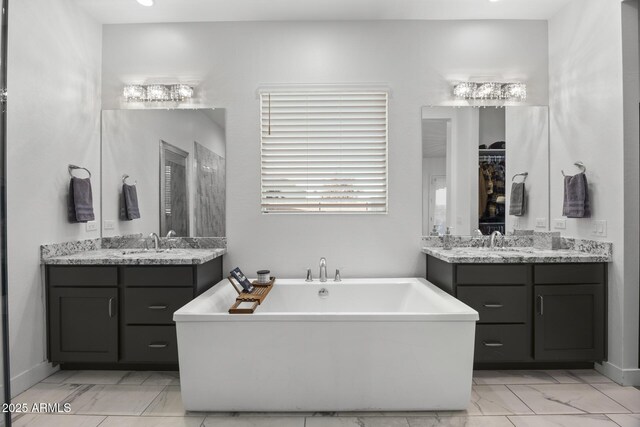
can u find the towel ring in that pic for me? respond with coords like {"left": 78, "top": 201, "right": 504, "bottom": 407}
{"left": 122, "top": 174, "right": 137, "bottom": 186}
{"left": 68, "top": 164, "right": 91, "bottom": 179}
{"left": 561, "top": 161, "right": 586, "bottom": 177}
{"left": 512, "top": 172, "right": 528, "bottom": 182}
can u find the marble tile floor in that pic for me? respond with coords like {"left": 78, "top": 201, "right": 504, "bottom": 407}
{"left": 10, "top": 369, "right": 640, "bottom": 427}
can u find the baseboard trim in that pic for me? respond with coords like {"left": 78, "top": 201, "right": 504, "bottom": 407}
{"left": 596, "top": 361, "right": 640, "bottom": 386}
{"left": 10, "top": 362, "right": 57, "bottom": 397}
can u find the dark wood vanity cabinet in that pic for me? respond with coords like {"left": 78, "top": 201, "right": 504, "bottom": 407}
{"left": 49, "top": 287, "right": 119, "bottom": 363}
{"left": 426, "top": 256, "right": 607, "bottom": 366}
{"left": 46, "top": 257, "right": 222, "bottom": 368}
{"left": 532, "top": 264, "right": 606, "bottom": 362}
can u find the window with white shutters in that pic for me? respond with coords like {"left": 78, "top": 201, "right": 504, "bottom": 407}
{"left": 260, "top": 91, "right": 388, "bottom": 213}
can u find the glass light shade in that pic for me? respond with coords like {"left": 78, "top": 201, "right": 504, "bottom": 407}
{"left": 171, "top": 84, "right": 194, "bottom": 101}
{"left": 453, "top": 82, "right": 477, "bottom": 99}
{"left": 146, "top": 84, "right": 169, "bottom": 101}
{"left": 123, "top": 85, "right": 145, "bottom": 101}
{"left": 475, "top": 83, "right": 502, "bottom": 99}
{"left": 503, "top": 83, "right": 527, "bottom": 101}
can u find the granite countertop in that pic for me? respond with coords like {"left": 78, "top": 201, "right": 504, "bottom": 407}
{"left": 43, "top": 248, "right": 227, "bottom": 266}
{"left": 422, "top": 246, "right": 612, "bottom": 264}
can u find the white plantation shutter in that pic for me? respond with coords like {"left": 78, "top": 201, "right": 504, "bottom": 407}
{"left": 260, "top": 92, "right": 388, "bottom": 213}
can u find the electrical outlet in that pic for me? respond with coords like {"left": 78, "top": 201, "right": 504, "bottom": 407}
{"left": 553, "top": 219, "right": 566, "bottom": 230}
{"left": 535, "top": 218, "right": 547, "bottom": 228}
{"left": 512, "top": 218, "right": 520, "bottom": 229}
{"left": 85, "top": 221, "right": 97, "bottom": 232}
{"left": 592, "top": 220, "right": 607, "bottom": 237}
{"left": 103, "top": 220, "right": 115, "bottom": 230}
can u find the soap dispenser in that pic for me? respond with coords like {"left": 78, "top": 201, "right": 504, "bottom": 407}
{"left": 442, "top": 227, "right": 453, "bottom": 250}
{"left": 430, "top": 225, "right": 439, "bottom": 236}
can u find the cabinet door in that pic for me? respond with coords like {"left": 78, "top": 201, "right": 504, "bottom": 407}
{"left": 534, "top": 284, "right": 605, "bottom": 361}
{"left": 49, "top": 288, "right": 118, "bottom": 363}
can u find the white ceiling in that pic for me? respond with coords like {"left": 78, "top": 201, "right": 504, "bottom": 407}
{"left": 75, "top": 0, "right": 573, "bottom": 24}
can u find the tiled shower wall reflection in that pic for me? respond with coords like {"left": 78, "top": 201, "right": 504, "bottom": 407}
{"left": 194, "top": 141, "right": 226, "bottom": 237}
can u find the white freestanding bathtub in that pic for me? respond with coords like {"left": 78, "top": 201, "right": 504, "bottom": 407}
{"left": 174, "top": 278, "right": 478, "bottom": 412}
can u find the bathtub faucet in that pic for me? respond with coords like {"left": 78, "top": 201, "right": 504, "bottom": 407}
{"left": 319, "top": 257, "right": 327, "bottom": 282}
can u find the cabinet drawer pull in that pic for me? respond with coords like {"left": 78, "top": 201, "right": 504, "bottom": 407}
{"left": 148, "top": 305, "right": 168, "bottom": 310}
{"left": 108, "top": 298, "right": 114, "bottom": 318}
{"left": 537, "top": 295, "right": 544, "bottom": 315}
{"left": 148, "top": 343, "right": 168, "bottom": 349}
{"left": 483, "top": 303, "right": 504, "bottom": 308}
{"left": 483, "top": 341, "right": 504, "bottom": 348}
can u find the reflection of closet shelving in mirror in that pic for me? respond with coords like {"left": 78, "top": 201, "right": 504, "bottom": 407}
{"left": 478, "top": 107, "right": 506, "bottom": 235}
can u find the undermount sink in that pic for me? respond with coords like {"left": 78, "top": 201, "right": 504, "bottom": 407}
{"left": 496, "top": 247, "right": 537, "bottom": 253}
{"left": 117, "top": 249, "right": 171, "bottom": 256}
{"left": 463, "top": 247, "right": 537, "bottom": 253}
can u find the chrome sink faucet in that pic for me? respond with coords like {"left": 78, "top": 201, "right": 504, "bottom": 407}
{"left": 489, "top": 231, "right": 503, "bottom": 249}
{"left": 319, "top": 257, "right": 327, "bottom": 282}
{"left": 149, "top": 232, "right": 160, "bottom": 250}
{"left": 166, "top": 230, "right": 177, "bottom": 238}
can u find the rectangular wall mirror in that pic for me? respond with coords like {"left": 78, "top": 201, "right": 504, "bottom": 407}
{"left": 422, "top": 106, "right": 549, "bottom": 236}
{"left": 101, "top": 108, "right": 226, "bottom": 237}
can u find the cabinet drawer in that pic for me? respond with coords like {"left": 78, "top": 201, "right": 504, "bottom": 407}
{"left": 534, "top": 264, "right": 605, "bottom": 284}
{"left": 123, "top": 326, "right": 178, "bottom": 363}
{"left": 457, "top": 265, "right": 527, "bottom": 285}
{"left": 125, "top": 288, "right": 192, "bottom": 325}
{"left": 457, "top": 286, "right": 527, "bottom": 323}
{"left": 49, "top": 266, "right": 117, "bottom": 287}
{"left": 474, "top": 324, "right": 529, "bottom": 362}
{"left": 122, "top": 266, "right": 194, "bottom": 287}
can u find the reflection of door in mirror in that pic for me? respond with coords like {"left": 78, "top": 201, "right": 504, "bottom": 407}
{"left": 160, "top": 141, "right": 189, "bottom": 237}
{"left": 429, "top": 176, "right": 447, "bottom": 235}
{"left": 422, "top": 118, "right": 448, "bottom": 235}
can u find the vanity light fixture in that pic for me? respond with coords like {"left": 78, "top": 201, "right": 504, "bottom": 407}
{"left": 136, "top": 0, "right": 154, "bottom": 6}
{"left": 123, "top": 83, "right": 195, "bottom": 102}
{"left": 452, "top": 81, "right": 527, "bottom": 102}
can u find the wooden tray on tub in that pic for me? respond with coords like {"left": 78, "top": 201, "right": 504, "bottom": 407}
{"left": 228, "top": 276, "right": 275, "bottom": 314}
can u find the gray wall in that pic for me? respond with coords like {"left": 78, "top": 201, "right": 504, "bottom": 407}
{"left": 7, "top": 0, "right": 102, "bottom": 394}
{"left": 549, "top": 0, "right": 639, "bottom": 380}
{"left": 102, "top": 20, "right": 549, "bottom": 279}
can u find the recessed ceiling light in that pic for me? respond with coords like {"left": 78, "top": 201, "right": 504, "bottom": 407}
{"left": 136, "top": 0, "right": 154, "bottom": 6}
{"left": 489, "top": 0, "right": 500, "bottom": 2}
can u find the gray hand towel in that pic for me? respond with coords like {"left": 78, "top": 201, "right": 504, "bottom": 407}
{"left": 509, "top": 182, "right": 526, "bottom": 216}
{"left": 68, "top": 177, "right": 95, "bottom": 223}
{"left": 563, "top": 172, "right": 591, "bottom": 218}
{"left": 122, "top": 184, "right": 140, "bottom": 220}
